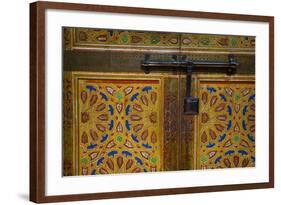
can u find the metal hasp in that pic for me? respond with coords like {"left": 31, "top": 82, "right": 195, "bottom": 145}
{"left": 184, "top": 65, "right": 199, "bottom": 115}
{"left": 141, "top": 54, "right": 238, "bottom": 115}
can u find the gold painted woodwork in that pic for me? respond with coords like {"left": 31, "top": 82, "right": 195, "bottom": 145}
{"left": 64, "top": 72, "right": 166, "bottom": 175}
{"left": 63, "top": 72, "right": 255, "bottom": 175}
{"left": 63, "top": 27, "right": 255, "bottom": 54}
{"left": 193, "top": 74, "right": 255, "bottom": 169}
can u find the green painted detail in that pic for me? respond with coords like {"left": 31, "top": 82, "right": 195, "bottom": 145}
{"left": 81, "top": 157, "right": 89, "bottom": 165}
{"left": 200, "top": 155, "right": 208, "bottom": 163}
{"left": 234, "top": 93, "right": 241, "bottom": 101}
{"left": 231, "top": 37, "right": 238, "bottom": 46}
{"left": 200, "top": 38, "right": 210, "bottom": 46}
{"left": 150, "top": 156, "right": 157, "bottom": 164}
{"left": 151, "top": 36, "right": 161, "bottom": 44}
{"left": 121, "top": 34, "right": 129, "bottom": 43}
{"left": 115, "top": 92, "right": 124, "bottom": 101}
{"left": 233, "top": 135, "right": 240, "bottom": 142}
{"left": 116, "top": 135, "right": 123, "bottom": 142}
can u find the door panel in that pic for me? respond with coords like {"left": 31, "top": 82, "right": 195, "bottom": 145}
{"left": 195, "top": 75, "right": 255, "bottom": 169}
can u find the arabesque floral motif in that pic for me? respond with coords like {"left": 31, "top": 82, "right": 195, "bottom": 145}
{"left": 78, "top": 79, "right": 162, "bottom": 175}
{"left": 197, "top": 82, "right": 255, "bottom": 169}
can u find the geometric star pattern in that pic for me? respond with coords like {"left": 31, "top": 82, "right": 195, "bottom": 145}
{"left": 197, "top": 81, "right": 255, "bottom": 169}
{"left": 78, "top": 78, "right": 163, "bottom": 175}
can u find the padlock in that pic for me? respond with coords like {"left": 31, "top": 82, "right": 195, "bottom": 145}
{"left": 184, "top": 96, "right": 199, "bottom": 115}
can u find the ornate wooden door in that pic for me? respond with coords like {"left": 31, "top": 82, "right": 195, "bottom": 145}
{"left": 63, "top": 27, "right": 255, "bottom": 176}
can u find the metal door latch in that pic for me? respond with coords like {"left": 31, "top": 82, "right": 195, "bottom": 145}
{"left": 184, "top": 65, "right": 199, "bottom": 115}
{"left": 142, "top": 54, "right": 238, "bottom": 115}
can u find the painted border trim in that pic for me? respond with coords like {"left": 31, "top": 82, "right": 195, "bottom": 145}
{"left": 30, "top": 1, "right": 274, "bottom": 203}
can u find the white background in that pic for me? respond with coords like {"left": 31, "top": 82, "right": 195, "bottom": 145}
{"left": 0, "top": 0, "right": 279, "bottom": 204}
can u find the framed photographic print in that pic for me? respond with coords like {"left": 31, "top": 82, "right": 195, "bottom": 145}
{"left": 30, "top": 1, "right": 274, "bottom": 203}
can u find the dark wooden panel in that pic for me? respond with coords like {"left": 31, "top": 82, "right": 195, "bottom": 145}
{"left": 163, "top": 77, "right": 179, "bottom": 171}
{"left": 179, "top": 75, "right": 195, "bottom": 170}
{"left": 64, "top": 51, "right": 255, "bottom": 74}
